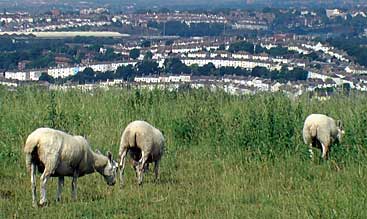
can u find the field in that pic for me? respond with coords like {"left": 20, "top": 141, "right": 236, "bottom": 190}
{"left": 1, "top": 86, "right": 367, "bottom": 218}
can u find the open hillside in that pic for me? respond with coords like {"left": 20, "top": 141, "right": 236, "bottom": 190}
{"left": 1, "top": 87, "right": 367, "bottom": 218}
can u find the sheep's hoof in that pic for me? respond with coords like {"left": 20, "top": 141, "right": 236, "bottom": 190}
{"left": 32, "top": 202, "right": 38, "bottom": 208}
{"left": 38, "top": 201, "right": 48, "bottom": 207}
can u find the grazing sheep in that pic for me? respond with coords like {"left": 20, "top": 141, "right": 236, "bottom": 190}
{"left": 118, "top": 120, "right": 164, "bottom": 186}
{"left": 303, "top": 114, "right": 345, "bottom": 160}
{"left": 24, "top": 128, "right": 118, "bottom": 207}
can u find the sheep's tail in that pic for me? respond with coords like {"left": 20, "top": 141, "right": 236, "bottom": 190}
{"left": 310, "top": 124, "right": 317, "bottom": 138}
{"left": 119, "top": 130, "right": 137, "bottom": 157}
{"left": 24, "top": 136, "right": 39, "bottom": 172}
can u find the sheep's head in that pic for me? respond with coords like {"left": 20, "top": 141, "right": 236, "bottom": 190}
{"left": 336, "top": 120, "right": 345, "bottom": 143}
{"left": 102, "top": 151, "right": 118, "bottom": 186}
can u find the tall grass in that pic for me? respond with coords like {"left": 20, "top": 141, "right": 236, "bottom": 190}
{"left": 1, "top": 86, "right": 367, "bottom": 218}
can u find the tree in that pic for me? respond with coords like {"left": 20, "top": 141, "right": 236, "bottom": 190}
{"left": 165, "top": 40, "right": 174, "bottom": 46}
{"left": 135, "top": 60, "right": 160, "bottom": 75}
{"left": 140, "top": 40, "right": 151, "bottom": 48}
{"left": 39, "top": 73, "right": 54, "bottom": 83}
{"left": 164, "top": 58, "right": 190, "bottom": 74}
{"left": 306, "top": 52, "right": 319, "bottom": 61}
{"left": 268, "top": 46, "right": 289, "bottom": 56}
{"left": 197, "top": 63, "right": 216, "bottom": 76}
{"left": 228, "top": 41, "right": 264, "bottom": 54}
{"left": 144, "top": 51, "right": 153, "bottom": 60}
{"left": 218, "top": 66, "right": 249, "bottom": 76}
{"left": 115, "top": 64, "right": 135, "bottom": 81}
{"left": 289, "top": 67, "right": 308, "bottom": 81}
{"left": 251, "top": 66, "right": 269, "bottom": 77}
{"left": 95, "top": 71, "right": 114, "bottom": 81}
{"left": 72, "top": 67, "right": 95, "bottom": 84}
{"left": 129, "top": 49, "right": 140, "bottom": 60}
{"left": 342, "top": 83, "right": 351, "bottom": 95}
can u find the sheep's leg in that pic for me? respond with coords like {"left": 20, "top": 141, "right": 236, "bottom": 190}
{"left": 321, "top": 143, "right": 329, "bottom": 160}
{"left": 144, "top": 163, "right": 150, "bottom": 173}
{"left": 119, "top": 148, "right": 128, "bottom": 187}
{"left": 132, "top": 160, "right": 139, "bottom": 178}
{"left": 56, "top": 176, "right": 64, "bottom": 202}
{"left": 39, "top": 171, "right": 50, "bottom": 207}
{"left": 308, "top": 144, "right": 314, "bottom": 160}
{"left": 154, "top": 160, "right": 160, "bottom": 182}
{"left": 137, "top": 151, "right": 149, "bottom": 185}
{"left": 39, "top": 153, "right": 59, "bottom": 206}
{"left": 72, "top": 171, "right": 78, "bottom": 200}
{"left": 31, "top": 163, "right": 37, "bottom": 208}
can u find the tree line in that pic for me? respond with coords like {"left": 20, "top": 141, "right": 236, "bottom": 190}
{"left": 326, "top": 36, "right": 367, "bottom": 67}
{"left": 0, "top": 37, "right": 124, "bottom": 70}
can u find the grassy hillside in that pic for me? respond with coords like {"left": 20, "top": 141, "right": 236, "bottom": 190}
{"left": 1, "top": 86, "right": 367, "bottom": 218}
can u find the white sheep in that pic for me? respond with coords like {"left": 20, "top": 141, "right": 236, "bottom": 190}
{"left": 24, "top": 127, "right": 118, "bottom": 207}
{"left": 118, "top": 120, "right": 164, "bottom": 186}
{"left": 303, "top": 114, "right": 345, "bottom": 160}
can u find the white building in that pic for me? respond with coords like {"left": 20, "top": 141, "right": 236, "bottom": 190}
{"left": 182, "top": 58, "right": 280, "bottom": 71}
{"left": 232, "top": 52, "right": 250, "bottom": 60}
{"left": 48, "top": 67, "right": 81, "bottom": 78}
{"left": 5, "top": 71, "right": 28, "bottom": 81}
{"left": 345, "top": 66, "right": 367, "bottom": 74}
{"left": 287, "top": 46, "right": 311, "bottom": 55}
{"left": 187, "top": 52, "right": 207, "bottom": 58}
{"left": 29, "top": 71, "right": 42, "bottom": 80}
{"left": 135, "top": 75, "right": 191, "bottom": 83}
{"left": 0, "top": 80, "right": 18, "bottom": 87}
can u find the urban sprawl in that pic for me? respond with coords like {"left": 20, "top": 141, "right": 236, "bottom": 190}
{"left": 1, "top": 6, "right": 367, "bottom": 96}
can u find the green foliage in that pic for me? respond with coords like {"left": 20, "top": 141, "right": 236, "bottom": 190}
{"left": 0, "top": 37, "right": 123, "bottom": 70}
{"left": 95, "top": 48, "right": 123, "bottom": 62}
{"left": 267, "top": 46, "right": 290, "bottom": 56}
{"left": 150, "top": 21, "right": 226, "bottom": 37}
{"left": 115, "top": 64, "right": 135, "bottom": 81}
{"left": 140, "top": 40, "right": 151, "bottom": 48}
{"left": 165, "top": 39, "right": 174, "bottom": 46}
{"left": 164, "top": 58, "right": 191, "bottom": 74}
{"left": 327, "top": 37, "right": 367, "bottom": 67}
{"left": 72, "top": 67, "right": 96, "bottom": 84}
{"left": 144, "top": 51, "right": 153, "bottom": 60}
{"left": 129, "top": 48, "right": 140, "bottom": 60}
{"left": 39, "top": 73, "right": 55, "bottom": 83}
{"left": 135, "top": 60, "right": 160, "bottom": 75}
{"left": 229, "top": 41, "right": 257, "bottom": 53}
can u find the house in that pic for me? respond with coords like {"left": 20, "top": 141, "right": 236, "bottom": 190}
{"left": 187, "top": 51, "right": 207, "bottom": 58}
{"left": 5, "top": 71, "right": 28, "bottom": 81}
{"left": 345, "top": 65, "right": 367, "bottom": 74}
{"left": 232, "top": 51, "right": 250, "bottom": 59}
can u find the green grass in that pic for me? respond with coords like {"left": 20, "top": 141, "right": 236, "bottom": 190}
{"left": 1, "top": 86, "right": 367, "bottom": 218}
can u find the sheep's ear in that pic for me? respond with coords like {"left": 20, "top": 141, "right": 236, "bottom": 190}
{"left": 336, "top": 120, "right": 343, "bottom": 128}
{"left": 107, "top": 151, "right": 113, "bottom": 162}
{"left": 96, "top": 149, "right": 102, "bottom": 154}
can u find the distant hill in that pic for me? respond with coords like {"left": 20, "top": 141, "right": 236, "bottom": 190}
{"left": 0, "top": 0, "right": 365, "bottom": 12}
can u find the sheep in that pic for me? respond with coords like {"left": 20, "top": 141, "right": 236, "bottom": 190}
{"left": 303, "top": 114, "right": 345, "bottom": 160}
{"left": 24, "top": 127, "right": 118, "bottom": 207}
{"left": 118, "top": 120, "right": 164, "bottom": 186}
